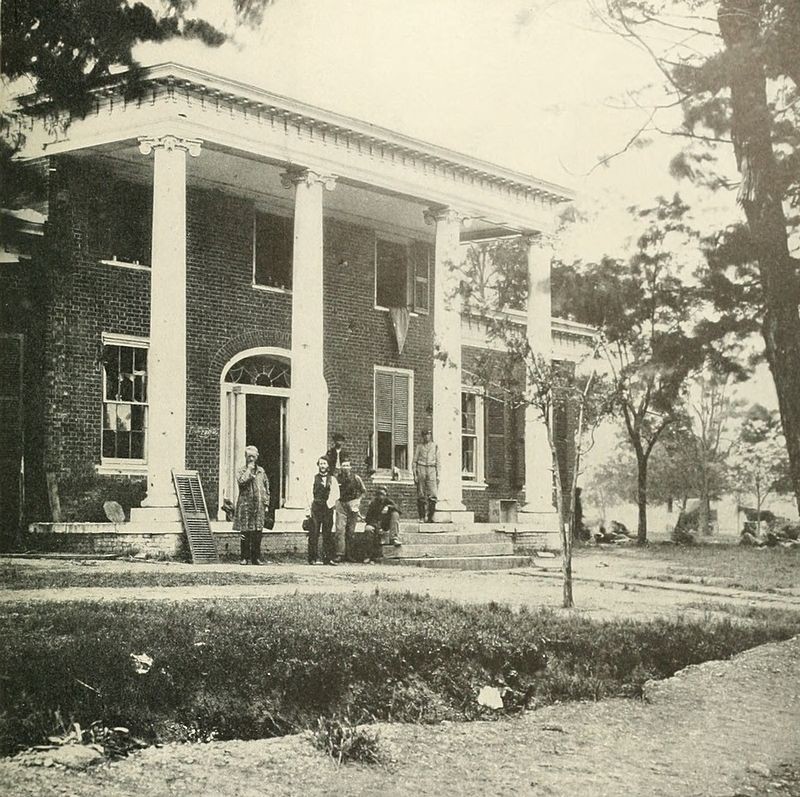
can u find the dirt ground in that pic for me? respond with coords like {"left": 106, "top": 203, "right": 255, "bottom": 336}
{"left": 1, "top": 547, "right": 799, "bottom": 796}
{"left": 2, "top": 547, "right": 799, "bottom": 620}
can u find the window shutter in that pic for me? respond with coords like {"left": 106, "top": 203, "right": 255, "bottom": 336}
{"left": 375, "top": 370, "right": 394, "bottom": 433}
{"left": 411, "top": 240, "right": 431, "bottom": 312}
{"left": 392, "top": 373, "right": 410, "bottom": 445}
{"left": 512, "top": 403, "right": 526, "bottom": 488}
{"left": 484, "top": 397, "right": 505, "bottom": 482}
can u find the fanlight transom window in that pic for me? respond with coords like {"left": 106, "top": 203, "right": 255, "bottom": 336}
{"left": 225, "top": 355, "right": 291, "bottom": 388}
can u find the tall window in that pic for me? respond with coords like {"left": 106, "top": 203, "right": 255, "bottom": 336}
{"left": 254, "top": 211, "right": 293, "bottom": 290}
{"left": 374, "top": 368, "right": 412, "bottom": 472}
{"left": 461, "top": 390, "right": 485, "bottom": 482}
{"left": 102, "top": 341, "right": 148, "bottom": 461}
{"left": 89, "top": 180, "right": 151, "bottom": 265}
{"left": 375, "top": 237, "right": 431, "bottom": 312}
{"left": 462, "top": 392, "right": 478, "bottom": 479}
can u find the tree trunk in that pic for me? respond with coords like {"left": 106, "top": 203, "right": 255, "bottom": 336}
{"left": 551, "top": 434, "right": 573, "bottom": 609}
{"left": 636, "top": 454, "right": 648, "bottom": 544}
{"left": 718, "top": 0, "right": 800, "bottom": 515}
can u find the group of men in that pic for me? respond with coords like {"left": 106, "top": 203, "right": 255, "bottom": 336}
{"left": 233, "top": 430, "right": 441, "bottom": 567}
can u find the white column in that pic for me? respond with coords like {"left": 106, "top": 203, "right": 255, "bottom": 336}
{"left": 137, "top": 134, "right": 201, "bottom": 511}
{"left": 279, "top": 168, "right": 335, "bottom": 515}
{"left": 426, "top": 207, "right": 470, "bottom": 519}
{"left": 520, "top": 233, "right": 559, "bottom": 525}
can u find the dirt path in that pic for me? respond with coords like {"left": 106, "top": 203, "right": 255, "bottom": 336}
{"left": 2, "top": 633, "right": 798, "bottom": 796}
{"left": 2, "top": 556, "right": 799, "bottom": 620}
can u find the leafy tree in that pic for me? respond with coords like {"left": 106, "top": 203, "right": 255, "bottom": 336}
{"left": 730, "top": 403, "right": 792, "bottom": 525}
{"left": 558, "top": 196, "right": 706, "bottom": 542}
{"left": 599, "top": 0, "right": 800, "bottom": 514}
{"left": 1, "top": 0, "right": 271, "bottom": 206}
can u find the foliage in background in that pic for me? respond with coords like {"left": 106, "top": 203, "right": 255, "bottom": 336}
{"left": 730, "top": 403, "right": 792, "bottom": 521}
{"left": 558, "top": 196, "right": 708, "bottom": 542}
{"left": 598, "top": 0, "right": 800, "bottom": 517}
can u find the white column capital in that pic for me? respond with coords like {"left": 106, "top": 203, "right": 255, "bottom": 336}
{"left": 423, "top": 206, "right": 465, "bottom": 227}
{"left": 280, "top": 167, "right": 336, "bottom": 191}
{"left": 523, "top": 231, "right": 555, "bottom": 252}
{"left": 138, "top": 135, "right": 202, "bottom": 157}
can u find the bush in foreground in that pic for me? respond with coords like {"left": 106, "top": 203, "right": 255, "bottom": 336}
{"left": 1, "top": 592, "right": 798, "bottom": 755}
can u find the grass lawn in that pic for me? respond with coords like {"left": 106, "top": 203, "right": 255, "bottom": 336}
{"left": 2, "top": 591, "right": 799, "bottom": 756}
{"left": 0, "top": 562, "right": 302, "bottom": 590}
{"left": 608, "top": 543, "right": 800, "bottom": 593}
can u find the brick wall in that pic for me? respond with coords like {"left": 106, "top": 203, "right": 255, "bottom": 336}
{"left": 30, "top": 155, "right": 575, "bottom": 526}
{"left": 35, "top": 156, "right": 438, "bottom": 521}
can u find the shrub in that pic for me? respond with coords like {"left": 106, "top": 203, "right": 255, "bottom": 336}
{"left": 313, "top": 715, "right": 382, "bottom": 765}
{"left": 57, "top": 465, "right": 146, "bottom": 522}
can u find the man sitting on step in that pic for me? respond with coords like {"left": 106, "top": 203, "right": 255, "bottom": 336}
{"left": 363, "top": 486, "right": 402, "bottom": 563}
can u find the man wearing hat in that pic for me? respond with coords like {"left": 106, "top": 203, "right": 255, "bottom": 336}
{"left": 413, "top": 429, "right": 440, "bottom": 522}
{"left": 335, "top": 458, "right": 365, "bottom": 561}
{"left": 363, "top": 485, "right": 402, "bottom": 562}
{"left": 233, "top": 445, "right": 271, "bottom": 565}
{"left": 324, "top": 432, "right": 350, "bottom": 478}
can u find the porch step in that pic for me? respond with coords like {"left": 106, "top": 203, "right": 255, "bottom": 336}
{"left": 383, "top": 554, "right": 535, "bottom": 571}
{"left": 382, "top": 541, "right": 514, "bottom": 559}
{"left": 394, "top": 531, "right": 508, "bottom": 546}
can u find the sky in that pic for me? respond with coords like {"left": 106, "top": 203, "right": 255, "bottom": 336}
{"left": 137, "top": 0, "right": 775, "bottom": 410}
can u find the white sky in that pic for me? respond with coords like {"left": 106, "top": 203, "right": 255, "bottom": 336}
{"left": 135, "top": 0, "right": 775, "bottom": 409}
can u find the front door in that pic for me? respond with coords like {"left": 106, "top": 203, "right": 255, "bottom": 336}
{"left": 245, "top": 394, "right": 286, "bottom": 514}
{"left": 218, "top": 352, "right": 291, "bottom": 520}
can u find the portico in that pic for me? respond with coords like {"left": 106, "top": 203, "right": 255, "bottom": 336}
{"left": 15, "top": 62, "right": 574, "bottom": 543}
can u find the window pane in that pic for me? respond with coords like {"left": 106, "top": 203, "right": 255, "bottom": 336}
{"left": 134, "top": 375, "right": 146, "bottom": 403}
{"left": 411, "top": 241, "right": 430, "bottom": 312}
{"left": 116, "top": 431, "right": 131, "bottom": 459}
{"left": 394, "top": 443, "right": 408, "bottom": 471}
{"left": 130, "top": 431, "right": 145, "bottom": 460}
{"left": 120, "top": 374, "right": 134, "bottom": 402}
{"left": 131, "top": 404, "right": 146, "bottom": 431}
{"left": 120, "top": 347, "right": 133, "bottom": 376}
{"left": 103, "top": 346, "right": 120, "bottom": 400}
{"left": 462, "top": 393, "right": 476, "bottom": 433}
{"left": 103, "top": 430, "right": 117, "bottom": 458}
{"left": 377, "top": 431, "right": 392, "bottom": 469}
{"left": 376, "top": 239, "right": 408, "bottom": 307}
{"left": 462, "top": 437, "right": 476, "bottom": 476}
{"left": 255, "top": 212, "right": 294, "bottom": 289}
{"left": 116, "top": 404, "right": 132, "bottom": 432}
{"left": 103, "top": 404, "right": 116, "bottom": 431}
{"left": 134, "top": 347, "right": 148, "bottom": 372}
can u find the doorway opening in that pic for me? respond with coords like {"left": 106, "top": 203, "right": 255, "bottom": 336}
{"left": 218, "top": 350, "right": 291, "bottom": 520}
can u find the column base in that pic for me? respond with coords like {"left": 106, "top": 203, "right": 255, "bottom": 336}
{"left": 431, "top": 509, "right": 474, "bottom": 524}
{"left": 274, "top": 506, "right": 310, "bottom": 530}
{"left": 517, "top": 508, "right": 560, "bottom": 533}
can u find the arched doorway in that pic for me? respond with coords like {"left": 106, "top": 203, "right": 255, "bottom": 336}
{"left": 218, "top": 349, "right": 291, "bottom": 520}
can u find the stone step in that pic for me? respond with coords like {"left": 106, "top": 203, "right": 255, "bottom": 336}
{"left": 398, "top": 521, "right": 515, "bottom": 534}
{"left": 394, "top": 531, "right": 509, "bottom": 546}
{"left": 382, "top": 541, "right": 514, "bottom": 559}
{"left": 383, "top": 554, "right": 535, "bottom": 571}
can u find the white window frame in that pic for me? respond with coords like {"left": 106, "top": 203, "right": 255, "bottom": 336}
{"left": 98, "top": 332, "right": 149, "bottom": 474}
{"left": 252, "top": 207, "right": 294, "bottom": 294}
{"left": 461, "top": 387, "right": 486, "bottom": 487}
{"left": 373, "top": 365, "right": 414, "bottom": 482}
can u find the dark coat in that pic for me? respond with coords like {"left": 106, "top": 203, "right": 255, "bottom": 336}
{"left": 324, "top": 446, "right": 350, "bottom": 472}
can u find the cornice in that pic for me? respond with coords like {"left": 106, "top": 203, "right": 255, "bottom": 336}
{"left": 14, "top": 62, "right": 575, "bottom": 206}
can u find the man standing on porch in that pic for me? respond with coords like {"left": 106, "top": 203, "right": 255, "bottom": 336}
{"left": 335, "top": 459, "right": 366, "bottom": 561}
{"left": 234, "top": 446, "right": 270, "bottom": 566}
{"left": 308, "top": 457, "right": 340, "bottom": 565}
{"left": 413, "top": 429, "right": 440, "bottom": 522}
